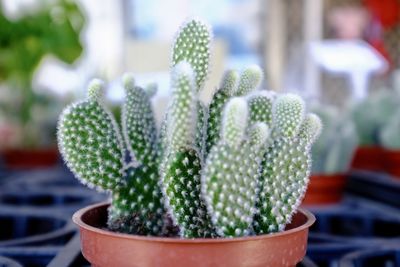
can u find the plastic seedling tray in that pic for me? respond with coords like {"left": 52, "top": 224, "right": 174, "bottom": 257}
{"left": 0, "top": 189, "right": 104, "bottom": 214}
{"left": 0, "top": 210, "right": 74, "bottom": 247}
{"left": 339, "top": 247, "right": 400, "bottom": 267}
{"left": 2, "top": 168, "right": 82, "bottom": 190}
{"left": 347, "top": 171, "right": 400, "bottom": 208}
{"left": 307, "top": 196, "right": 400, "bottom": 266}
{"left": 0, "top": 255, "right": 23, "bottom": 267}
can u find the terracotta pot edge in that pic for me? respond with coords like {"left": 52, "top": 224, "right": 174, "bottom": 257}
{"left": 73, "top": 202, "right": 315, "bottom": 244}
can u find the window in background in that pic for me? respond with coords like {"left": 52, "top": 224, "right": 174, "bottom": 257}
{"left": 127, "top": 0, "right": 263, "bottom": 68}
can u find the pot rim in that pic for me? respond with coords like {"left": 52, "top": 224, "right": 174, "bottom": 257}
{"left": 73, "top": 202, "right": 315, "bottom": 244}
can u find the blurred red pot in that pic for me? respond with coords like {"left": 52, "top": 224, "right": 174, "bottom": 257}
{"left": 302, "top": 174, "right": 347, "bottom": 205}
{"left": 383, "top": 149, "right": 400, "bottom": 178}
{"left": 1, "top": 148, "right": 59, "bottom": 169}
{"left": 351, "top": 146, "right": 384, "bottom": 171}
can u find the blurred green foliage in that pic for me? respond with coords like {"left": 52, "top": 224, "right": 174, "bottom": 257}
{"left": 0, "top": 0, "right": 84, "bottom": 147}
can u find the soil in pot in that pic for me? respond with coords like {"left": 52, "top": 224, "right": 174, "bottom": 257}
{"left": 302, "top": 174, "right": 347, "bottom": 205}
{"left": 383, "top": 149, "right": 400, "bottom": 178}
{"left": 73, "top": 202, "right": 315, "bottom": 267}
{"left": 351, "top": 146, "right": 384, "bottom": 172}
{"left": 1, "top": 148, "right": 59, "bottom": 169}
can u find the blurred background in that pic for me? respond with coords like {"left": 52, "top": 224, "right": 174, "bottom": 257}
{"left": 0, "top": 0, "right": 400, "bottom": 266}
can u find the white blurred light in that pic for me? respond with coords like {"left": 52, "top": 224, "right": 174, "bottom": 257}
{"left": 310, "top": 40, "right": 388, "bottom": 101}
{"left": 33, "top": 57, "right": 82, "bottom": 97}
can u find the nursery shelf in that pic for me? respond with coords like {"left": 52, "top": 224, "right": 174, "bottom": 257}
{"left": 0, "top": 167, "right": 399, "bottom": 266}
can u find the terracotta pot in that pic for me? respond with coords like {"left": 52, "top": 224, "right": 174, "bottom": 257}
{"left": 1, "top": 148, "right": 59, "bottom": 169}
{"left": 351, "top": 146, "right": 383, "bottom": 171}
{"left": 73, "top": 202, "right": 316, "bottom": 267}
{"left": 383, "top": 149, "right": 400, "bottom": 178}
{"left": 302, "top": 174, "right": 347, "bottom": 205}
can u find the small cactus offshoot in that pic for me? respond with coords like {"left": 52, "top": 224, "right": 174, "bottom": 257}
{"left": 58, "top": 18, "right": 321, "bottom": 238}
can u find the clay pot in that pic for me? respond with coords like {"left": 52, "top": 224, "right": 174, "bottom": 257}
{"left": 351, "top": 146, "right": 383, "bottom": 171}
{"left": 302, "top": 174, "right": 347, "bottom": 205}
{"left": 1, "top": 148, "right": 59, "bottom": 169}
{"left": 73, "top": 202, "right": 316, "bottom": 267}
{"left": 383, "top": 149, "right": 400, "bottom": 178}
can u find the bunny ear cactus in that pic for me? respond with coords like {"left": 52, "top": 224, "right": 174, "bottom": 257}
{"left": 58, "top": 18, "right": 321, "bottom": 239}
{"left": 205, "top": 67, "right": 263, "bottom": 154}
{"left": 203, "top": 98, "right": 269, "bottom": 237}
{"left": 380, "top": 108, "right": 400, "bottom": 149}
{"left": 172, "top": 18, "right": 212, "bottom": 90}
{"left": 111, "top": 74, "right": 165, "bottom": 235}
{"left": 253, "top": 95, "right": 322, "bottom": 234}
{"left": 234, "top": 65, "right": 263, "bottom": 96}
{"left": 161, "top": 62, "right": 215, "bottom": 238}
{"left": 205, "top": 70, "right": 239, "bottom": 154}
{"left": 58, "top": 78, "right": 165, "bottom": 236}
{"left": 311, "top": 105, "right": 358, "bottom": 174}
{"left": 247, "top": 90, "right": 276, "bottom": 129}
{"left": 352, "top": 89, "right": 398, "bottom": 146}
{"left": 172, "top": 18, "right": 212, "bottom": 159}
{"left": 58, "top": 80, "right": 125, "bottom": 191}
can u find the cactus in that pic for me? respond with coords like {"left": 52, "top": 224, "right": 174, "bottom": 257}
{"left": 58, "top": 18, "right": 321, "bottom": 238}
{"left": 380, "top": 108, "right": 400, "bottom": 149}
{"left": 172, "top": 18, "right": 211, "bottom": 91}
{"left": 202, "top": 98, "right": 268, "bottom": 237}
{"left": 352, "top": 89, "right": 398, "bottom": 146}
{"left": 161, "top": 62, "right": 215, "bottom": 238}
{"left": 205, "top": 70, "right": 239, "bottom": 154}
{"left": 205, "top": 67, "right": 263, "bottom": 154}
{"left": 58, "top": 80, "right": 125, "bottom": 192}
{"left": 378, "top": 72, "right": 400, "bottom": 150}
{"left": 311, "top": 105, "right": 358, "bottom": 174}
{"left": 58, "top": 79, "right": 165, "bottom": 235}
{"left": 253, "top": 95, "right": 321, "bottom": 234}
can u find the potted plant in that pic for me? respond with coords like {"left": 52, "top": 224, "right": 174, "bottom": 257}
{"left": 0, "top": 0, "right": 84, "bottom": 168}
{"left": 58, "top": 19, "right": 321, "bottom": 267}
{"left": 380, "top": 108, "right": 400, "bottom": 178}
{"left": 304, "top": 105, "right": 358, "bottom": 205}
{"left": 351, "top": 89, "right": 398, "bottom": 171}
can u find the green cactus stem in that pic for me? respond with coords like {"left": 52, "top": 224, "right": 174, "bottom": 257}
{"left": 205, "top": 70, "right": 239, "bottom": 154}
{"left": 254, "top": 94, "right": 321, "bottom": 234}
{"left": 234, "top": 65, "right": 263, "bottom": 96}
{"left": 122, "top": 74, "right": 158, "bottom": 165}
{"left": 195, "top": 101, "right": 208, "bottom": 158}
{"left": 172, "top": 18, "right": 212, "bottom": 90}
{"left": 57, "top": 79, "right": 125, "bottom": 192}
{"left": 162, "top": 62, "right": 214, "bottom": 238}
{"left": 203, "top": 98, "right": 269, "bottom": 237}
{"left": 205, "top": 66, "right": 263, "bottom": 154}
{"left": 247, "top": 90, "right": 275, "bottom": 126}
{"left": 107, "top": 166, "right": 164, "bottom": 235}
{"left": 110, "top": 74, "right": 166, "bottom": 235}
